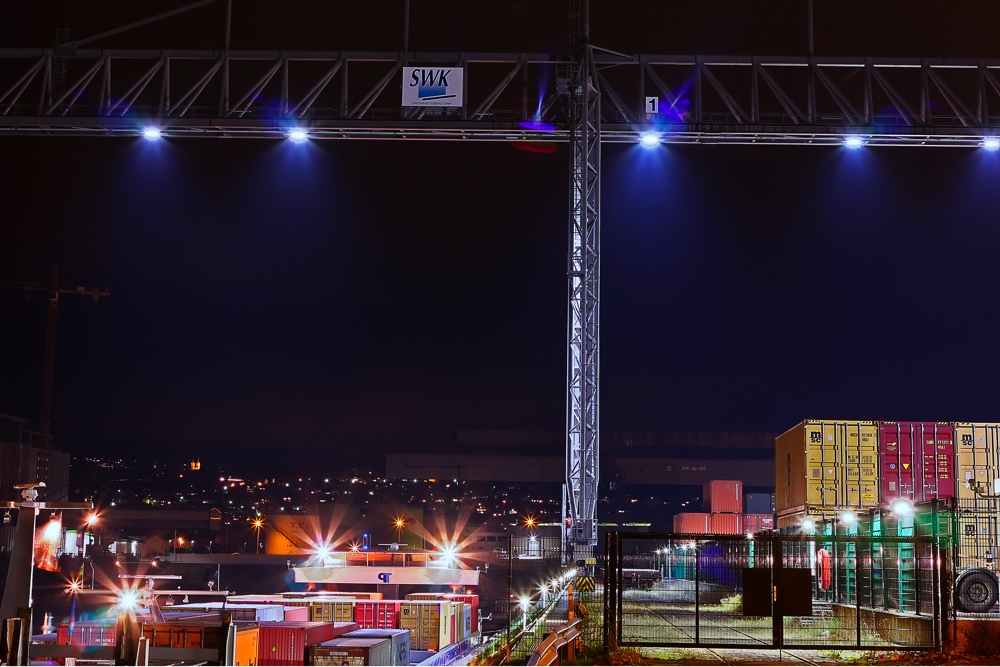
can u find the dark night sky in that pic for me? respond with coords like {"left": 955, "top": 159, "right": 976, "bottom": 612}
{"left": 3, "top": 2, "right": 1000, "bottom": 459}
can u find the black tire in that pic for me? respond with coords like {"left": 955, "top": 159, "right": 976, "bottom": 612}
{"left": 956, "top": 570, "right": 999, "bottom": 613}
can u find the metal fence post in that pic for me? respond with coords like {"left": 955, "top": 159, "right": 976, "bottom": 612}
{"left": 694, "top": 541, "right": 701, "bottom": 645}
{"left": 773, "top": 535, "right": 783, "bottom": 650}
{"left": 856, "top": 537, "right": 861, "bottom": 648}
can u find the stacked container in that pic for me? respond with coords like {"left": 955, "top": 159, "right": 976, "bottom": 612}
{"left": 673, "top": 513, "right": 710, "bottom": 533}
{"left": 708, "top": 512, "right": 742, "bottom": 535}
{"left": 257, "top": 621, "right": 354, "bottom": 666}
{"left": 745, "top": 493, "right": 775, "bottom": 515}
{"left": 955, "top": 422, "right": 1000, "bottom": 501}
{"left": 57, "top": 622, "right": 117, "bottom": 646}
{"left": 443, "top": 595, "right": 479, "bottom": 635}
{"left": 879, "top": 421, "right": 955, "bottom": 506}
{"left": 309, "top": 599, "right": 356, "bottom": 623}
{"left": 398, "top": 601, "right": 454, "bottom": 651}
{"left": 343, "top": 628, "right": 411, "bottom": 666}
{"left": 775, "top": 420, "right": 879, "bottom": 523}
{"left": 743, "top": 514, "right": 775, "bottom": 533}
{"left": 703, "top": 480, "right": 742, "bottom": 513}
{"left": 309, "top": 637, "right": 392, "bottom": 666}
{"left": 354, "top": 600, "right": 401, "bottom": 629}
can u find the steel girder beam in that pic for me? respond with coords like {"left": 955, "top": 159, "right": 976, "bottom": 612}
{"left": 3, "top": 49, "right": 1000, "bottom": 140}
{"left": 563, "top": 46, "right": 601, "bottom": 566}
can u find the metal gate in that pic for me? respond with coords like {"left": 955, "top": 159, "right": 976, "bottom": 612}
{"left": 604, "top": 533, "right": 942, "bottom": 651}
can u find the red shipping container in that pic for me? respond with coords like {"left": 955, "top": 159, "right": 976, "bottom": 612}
{"left": 743, "top": 514, "right": 775, "bottom": 534}
{"left": 57, "top": 622, "right": 117, "bottom": 646}
{"left": 703, "top": 480, "right": 742, "bottom": 513}
{"left": 354, "top": 601, "right": 401, "bottom": 629}
{"left": 673, "top": 513, "right": 710, "bottom": 533}
{"left": 879, "top": 422, "right": 956, "bottom": 506}
{"left": 257, "top": 621, "right": 356, "bottom": 666}
{"left": 709, "top": 513, "right": 742, "bottom": 535}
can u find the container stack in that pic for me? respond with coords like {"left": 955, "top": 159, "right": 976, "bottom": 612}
{"left": 743, "top": 492, "right": 775, "bottom": 535}
{"left": 704, "top": 480, "right": 743, "bottom": 535}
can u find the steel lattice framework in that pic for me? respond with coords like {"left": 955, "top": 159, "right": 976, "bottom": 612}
{"left": 4, "top": 49, "right": 1000, "bottom": 144}
{"left": 5, "top": 6, "right": 1000, "bottom": 565}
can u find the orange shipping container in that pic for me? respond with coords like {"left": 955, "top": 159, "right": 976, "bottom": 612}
{"left": 709, "top": 513, "right": 742, "bottom": 535}
{"left": 703, "top": 480, "right": 742, "bottom": 513}
{"left": 234, "top": 625, "right": 259, "bottom": 666}
{"left": 673, "top": 513, "right": 710, "bottom": 533}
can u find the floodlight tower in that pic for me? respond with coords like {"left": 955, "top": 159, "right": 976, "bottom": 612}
{"left": 561, "top": 0, "right": 600, "bottom": 567}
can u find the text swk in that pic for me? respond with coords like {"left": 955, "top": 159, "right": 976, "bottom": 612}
{"left": 410, "top": 70, "right": 450, "bottom": 87}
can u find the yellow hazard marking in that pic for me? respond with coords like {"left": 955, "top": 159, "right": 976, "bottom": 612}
{"left": 576, "top": 576, "right": 596, "bottom": 592}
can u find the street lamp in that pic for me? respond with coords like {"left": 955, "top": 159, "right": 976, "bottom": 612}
{"left": 519, "top": 596, "right": 530, "bottom": 631}
{"left": 82, "top": 513, "right": 98, "bottom": 588}
{"left": 394, "top": 517, "right": 406, "bottom": 544}
{"left": 252, "top": 518, "right": 264, "bottom": 555}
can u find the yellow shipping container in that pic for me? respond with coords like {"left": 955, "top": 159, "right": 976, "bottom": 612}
{"left": 776, "top": 420, "right": 879, "bottom": 515}
{"left": 398, "top": 601, "right": 453, "bottom": 651}
{"left": 309, "top": 600, "right": 356, "bottom": 623}
{"left": 954, "top": 422, "right": 1000, "bottom": 501}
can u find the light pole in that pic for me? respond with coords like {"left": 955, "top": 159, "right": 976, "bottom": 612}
{"left": 394, "top": 517, "right": 405, "bottom": 545}
{"left": 82, "top": 513, "right": 97, "bottom": 588}
{"left": 253, "top": 518, "right": 264, "bottom": 555}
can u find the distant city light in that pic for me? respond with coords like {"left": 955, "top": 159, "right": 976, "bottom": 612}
{"left": 289, "top": 128, "right": 308, "bottom": 142}
{"left": 983, "top": 137, "right": 1000, "bottom": 150}
{"left": 639, "top": 132, "right": 660, "bottom": 148}
{"left": 844, "top": 136, "right": 863, "bottom": 148}
{"left": 142, "top": 128, "right": 162, "bottom": 140}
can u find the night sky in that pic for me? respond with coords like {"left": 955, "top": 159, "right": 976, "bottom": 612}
{"left": 3, "top": 2, "right": 1000, "bottom": 460}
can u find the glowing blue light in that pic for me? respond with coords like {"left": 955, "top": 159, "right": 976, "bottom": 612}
{"left": 142, "top": 128, "right": 162, "bottom": 140}
{"left": 983, "top": 137, "right": 1000, "bottom": 150}
{"left": 640, "top": 132, "right": 660, "bottom": 148}
{"left": 289, "top": 128, "right": 308, "bottom": 143}
{"left": 844, "top": 136, "right": 863, "bottom": 149}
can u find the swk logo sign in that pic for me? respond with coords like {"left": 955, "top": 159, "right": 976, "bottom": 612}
{"left": 403, "top": 67, "right": 464, "bottom": 107}
{"left": 377, "top": 572, "right": 392, "bottom": 583}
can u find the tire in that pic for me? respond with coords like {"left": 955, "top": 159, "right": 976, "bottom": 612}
{"left": 956, "top": 570, "right": 999, "bottom": 613}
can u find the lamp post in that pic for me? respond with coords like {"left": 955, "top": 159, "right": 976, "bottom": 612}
{"left": 252, "top": 518, "right": 264, "bottom": 555}
{"left": 394, "top": 517, "right": 405, "bottom": 545}
{"left": 82, "top": 513, "right": 97, "bottom": 588}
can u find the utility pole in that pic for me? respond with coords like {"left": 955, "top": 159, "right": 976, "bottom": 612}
{"left": 0, "top": 267, "right": 109, "bottom": 495}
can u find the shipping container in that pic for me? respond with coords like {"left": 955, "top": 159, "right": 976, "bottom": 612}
{"left": 343, "top": 629, "right": 410, "bottom": 666}
{"left": 709, "top": 512, "right": 742, "bottom": 535}
{"left": 398, "top": 601, "right": 453, "bottom": 652}
{"left": 257, "top": 621, "right": 355, "bottom": 666}
{"left": 309, "top": 599, "right": 356, "bottom": 623}
{"left": 879, "top": 422, "right": 956, "bottom": 506}
{"left": 703, "top": 480, "right": 742, "bottom": 513}
{"left": 283, "top": 605, "right": 310, "bottom": 622}
{"left": 743, "top": 514, "right": 775, "bottom": 534}
{"left": 442, "top": 594, "right": 479, "bottom": 634}
{"left": 354, "top": 600, "right": 400, "bottom": 629}
{"left": 140, "top": 621, "right": 225, "bottom": 649}
{"left": 452, "top": 602, "right": 466, "bottom": 642}
{"left": 954, "top": 422, "right": 1000, "bottom": 501}
{"left": 235, "top": 625, "right": 259, "bottom": 666}
{"left": 57, "top": 622, "right": 117, "bottom": 646}
{"left": 282, "top": 591, "right": 382, "bottom": 601}
{"left": 775, "top": 420, "right": 879, "bottom": 515}
{"left": 309, "top": 637, "right": 392, "bottom": 666}
{"left": 745, "top": 492, "right": 774, "bottom": 515}
{"left": 673, "top": 512, "right": 710, "bottom": 533}
{"left": 168, "top": 603, "right": 285, "bottom": 623}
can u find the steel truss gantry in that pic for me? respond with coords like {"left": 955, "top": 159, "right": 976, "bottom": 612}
{"left": 4, "top": 49, "right": 1000, "bottom": 144}
{"left": 5, "top": 5, "right": 1000, "bottom": 567}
